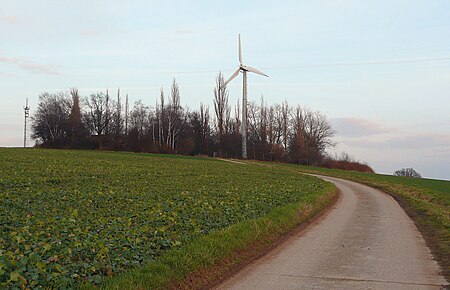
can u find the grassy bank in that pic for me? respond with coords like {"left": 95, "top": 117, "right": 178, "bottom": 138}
{"left": 0, "top": 149, "right": 335, "bottom": 288}
{"left": 257, "top": 162, "right": 450, "bottom": 281}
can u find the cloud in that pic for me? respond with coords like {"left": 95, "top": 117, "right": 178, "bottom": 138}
{"left": 330, "top": 117, "right": 395, "bottom": 137}
{"left": 174, "top": 29, "right": 193, "bottom": 35}
{"left": 385, "top": 134, "right": 450, "bottom": 150}
{"left": 263, "top": 57, "right": 450, "bottom": 70}
{"left": 80, "top": 29, "right": 99, "bottom": 36}
{"left": 0, "top": 13, "right": 20, "bottom": 25}
{"left": 342, "top": 133, "right": 450, "bottom": 150}
{"left": 331, "top": 131, "right": 450, "bottom": 179}
{"left": 0, "top": 54, "right": 60, "bottom": 75}
{"left": 0, "top": 71, "right": 16, "bottom": 77}
{"left": 18, "top": 62, "right": 60, "bottom": 75}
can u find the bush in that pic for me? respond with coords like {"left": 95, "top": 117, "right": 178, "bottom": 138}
{"left": 394, "top": 168, "right": 422, "bottom": 178}
{"left": 320, "top": 160, "right": 374, "bottom": 173}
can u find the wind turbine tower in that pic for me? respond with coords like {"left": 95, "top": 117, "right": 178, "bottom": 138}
{"left": 225, "top": 34, "right": 268, "bottom": 159}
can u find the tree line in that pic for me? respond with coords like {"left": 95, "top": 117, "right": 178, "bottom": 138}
{"left": 31, "top": 73, "right": 372, "bottom": 170}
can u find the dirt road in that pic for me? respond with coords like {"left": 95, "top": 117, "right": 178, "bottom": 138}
{"left": 216, "top": 175, "right": 448, "bottom": 289}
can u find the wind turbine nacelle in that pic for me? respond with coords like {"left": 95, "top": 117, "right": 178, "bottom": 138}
{"left": 224, "top": 35, "right": 269, "bottom": 85}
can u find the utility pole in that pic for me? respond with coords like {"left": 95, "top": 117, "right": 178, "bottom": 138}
{"left": 23, "top": 98, "right": 30, "bottom": 148}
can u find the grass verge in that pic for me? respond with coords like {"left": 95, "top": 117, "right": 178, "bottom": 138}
{"left": 257, "top": 162, "right": 450, "bottom": 282}
{"left": 94, "top": 182, "right": 336, "bottom": 289}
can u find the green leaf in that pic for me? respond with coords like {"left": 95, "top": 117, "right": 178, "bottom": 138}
{"left": 9, "top": 271, "right": 20, "bottom": 282}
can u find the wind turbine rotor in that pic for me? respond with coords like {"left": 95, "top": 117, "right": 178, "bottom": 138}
{"left": 238, "top": 34, "right": 243, "bottom": 65}
{"left": 225, "top": 68, "right": 241, "bottom": 85}
{"left": 241, "top": 65, "right": 268, "bottom": 77}
{"left": 222, "top": 34, "right": 268, "bottom": 159}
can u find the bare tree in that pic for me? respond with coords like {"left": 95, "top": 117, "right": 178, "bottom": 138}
{"left": 303, "top": 109, "right": 335, "bottom": 152}
{"left": 247, "top": 97, "right": 270, "bottom": 159}
{"left": 225, "top": 101, "right": 231, "bottom": 135}
{"left": 158, "top": 88, "right": 165, "bottom": 147}
{"left": 339, "top": 152, "right": 354, "bottom": 162}
{"left": 234, "top": 98, "right": 241, "bottom": 135}
{"left": 200, "top": 103, "right": 210, "bottom": 142}
{"left": 288, "top": 105, "right": 306, "bottom": 163}
{"left": 67, "top": 88, "right": 85, "bottom": 145}
{"left": 281, "top": 100, "right": 290, "bottom": 152}
{"left": 267, "top": 105, "right": 275, "bottom": 155}
{"left": 288, "top": 107, "right": 335, "bottom": 165}
{"left": 125, "top": 94, "right": 129, "bottom": 134}
{"left": 167, "top": 79, "right": 181, "bottom": 149}
{"left": 259, "top": 96, "right": 268, "bottom": 147}
{"left": 85, "top": 92, "right": 111, "bottom": 136}
{"left": 247, "top": 101, "right": 260, "bottom": 141}
{"left": 113, "top": 88, "right": 123, "bottom": 135}
{"left": 150, "top": 104, "right": 156, "bottom": 144}
{"left": 272, "top": 104, "right": 283, "bottom": 145}
{"left": 213, "top": 72, "right": 229, "bottom": 153}
{"left": 129, "top": 100, "right": 148, "bottom": 137}
{"left": 190, "top": 103, "right": 212, "bottom": 155}
{"left": 104, "top": 90, "right": 111, "bottom": 135}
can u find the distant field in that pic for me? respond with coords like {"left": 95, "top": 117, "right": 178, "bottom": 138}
{"left": 0, "top": 149, "right": 333, "bottom": 288}
{"left": 256, "top": 161, "right": 450, "bottom": 280}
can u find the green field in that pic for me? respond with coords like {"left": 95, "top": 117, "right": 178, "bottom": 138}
{"left": 255, "top": 161, "right": 450, "bottom": 279}
{"left": 0, "top": 149, "right": 334, "bottom": 289}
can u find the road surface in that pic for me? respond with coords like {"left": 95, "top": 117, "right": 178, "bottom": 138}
{"left": 216, "top": 175, "right": 447, "bottom": 289}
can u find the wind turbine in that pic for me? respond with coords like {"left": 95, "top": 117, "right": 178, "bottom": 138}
{"left": 225, "top": 34, "right": 268, "bottom": 159}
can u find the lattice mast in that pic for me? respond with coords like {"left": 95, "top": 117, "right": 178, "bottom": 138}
{"left": 23, "top": 98, "right": 30, "bottom": 148}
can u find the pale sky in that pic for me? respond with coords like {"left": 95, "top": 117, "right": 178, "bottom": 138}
{"left": 1, "top": 0, "right": 449, "bottom": 180}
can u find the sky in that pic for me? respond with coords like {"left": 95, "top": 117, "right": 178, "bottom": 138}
{"left": 1, "top": 0, "right": 449, "bottom": 180}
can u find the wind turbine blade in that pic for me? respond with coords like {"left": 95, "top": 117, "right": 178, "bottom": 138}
{"left": 238, "top": 34, "right": 242, "bottom": 65}
{"left": 225, "top": 68, "right": 240, "bottom": 85}
{"left": 243, "top": 65, "right": 268, "bottom": 77}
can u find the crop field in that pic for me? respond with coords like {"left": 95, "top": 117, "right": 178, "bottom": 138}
{"left": 257, "top": 161, "right": 450, "bottom": 280}
{"left": 0, "top": 149, "right": 331, "bottom": 288}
